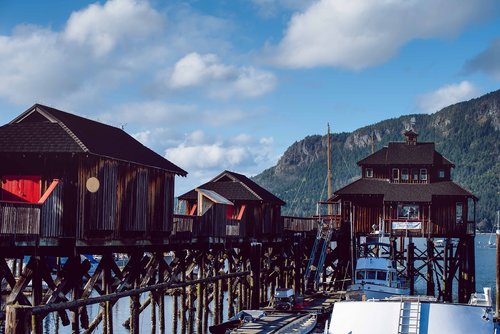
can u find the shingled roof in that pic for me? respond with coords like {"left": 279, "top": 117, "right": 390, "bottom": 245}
{"left": 179, "top": 170, "right": 285, "bottom": 205}
{"left": 332, "top": 178, "right": 475, "bottom": 202}
{"left": 0, "top": 104, "right": 187, "bottom": 176}
{"left": 357, "top": 142, "right": 454, "bottom": 167}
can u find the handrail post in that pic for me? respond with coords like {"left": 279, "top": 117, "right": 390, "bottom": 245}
{"left": 5, "top": 305, "right": 32, "bottom": 334}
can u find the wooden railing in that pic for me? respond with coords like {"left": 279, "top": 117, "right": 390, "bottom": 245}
{"left": 0, "top": 180, "right": 63, "bottom": 238}
{"left": 172, "top": 214, "right": 195, "bottom": 234}
{"left": 283, "top": 215, "right": 342, "bottom": 232}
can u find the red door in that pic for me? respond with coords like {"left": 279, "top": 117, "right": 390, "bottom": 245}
{"left": 1, "top": 175, "right": 41, "bottom": 203}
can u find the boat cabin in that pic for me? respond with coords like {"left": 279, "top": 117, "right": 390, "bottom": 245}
{"left": 354, "top": 257, "right": 401, "bottom": 289}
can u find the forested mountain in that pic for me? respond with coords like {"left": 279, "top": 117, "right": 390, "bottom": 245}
{"left": 253, "top": 90, "right": 500, "bottom": 231}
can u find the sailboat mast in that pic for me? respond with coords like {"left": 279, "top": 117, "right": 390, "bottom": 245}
{"left": 327, "top": 123, "right": 332, "bottom": 215}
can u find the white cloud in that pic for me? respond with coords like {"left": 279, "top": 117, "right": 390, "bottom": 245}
{"left": 165, "top": 130, "right": 276, "bottom": 176}
{"left": 417, "top": 81, "right": 480, "bottom": 114}
{"left": 270, "top": 0, "right": 495, "bottom": 69}
{"left": 64, "top": 0, "right": 164, "bottom": 57}
{"left": 167, "top": 52, "right": 276, "bottom": 99}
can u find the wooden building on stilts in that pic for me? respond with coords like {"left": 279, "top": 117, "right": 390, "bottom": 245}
{"left": 329, "top": 126, "right": 477, "bottom": 302}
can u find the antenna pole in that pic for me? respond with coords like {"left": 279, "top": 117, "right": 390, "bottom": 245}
{"left": 371, "top": 131, "right": 375, "bottom": 154}
{"left": 327, "top": 123, "right": 332, "bottom": 215}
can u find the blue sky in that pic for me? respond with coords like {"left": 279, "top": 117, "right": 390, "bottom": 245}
{"left": 0, "top": 0, "right": 499, "bottom": 195}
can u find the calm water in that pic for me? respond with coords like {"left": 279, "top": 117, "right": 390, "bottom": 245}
{"left": 22, "top": 234, "right": 500, "bottom": 333}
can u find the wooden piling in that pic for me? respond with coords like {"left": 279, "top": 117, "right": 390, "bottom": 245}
{"left": 196, "top": 256, "right": 204, "bottom": 334}
{"left": 181, "top": 269, "right": 187, "bottom": 334}
{"left": 151, "top": 291, "right": 156, "bottom": 334}
{"left": 5, "top": 304, "right": 32, "bottom": 334}
{"left": 157, "top": 252, "right": 165, "bottom": 334}
{"left": 496, "top": 230, "right": 499, "bottom": 320}
{"left": 426, "top": 238, "right": 435, "bottom": 296}
{"left": 250, "top": 243, "right": 262, "bottom": 309}
{"left": 227, "top": 255, "right": 234, "bottom": 319}
{"left": 408, "top": 241, "right": 414, "bottom": 295}
{"left": 31, "top": 257, "right": 42, "bottom": 334}
{"left": 172, "top": 291, "right": 178, "bottom": 334}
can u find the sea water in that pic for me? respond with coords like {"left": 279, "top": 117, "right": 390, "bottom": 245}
{"left": 12, "top": 234, "right": 500, "bottom": 333}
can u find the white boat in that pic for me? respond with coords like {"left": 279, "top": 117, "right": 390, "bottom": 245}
{"left": 346, "top": 257, "right": 409, "bottom": 300}
{"left": 326, "top": 294, "right": 497, "bottom": 334}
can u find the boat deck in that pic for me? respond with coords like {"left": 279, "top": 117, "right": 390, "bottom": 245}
{"left": 231, "top": 312, "right": 309, "bottom": 333}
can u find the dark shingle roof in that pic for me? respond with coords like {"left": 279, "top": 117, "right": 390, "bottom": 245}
{"left": 1, "top": 104, "right": 187, "bottom": 175}
{"left": 179, "top": 170, "right": 285, "bottom": 205}
{"left": 358, "top": 142, "right": 454, "bottom": 167}
{"left": 333, "top": 178, "right": 475, "bottom": 202}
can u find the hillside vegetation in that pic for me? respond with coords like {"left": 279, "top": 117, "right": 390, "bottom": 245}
{"left": 253, "top": 90, "right": 500, "bottom": 231}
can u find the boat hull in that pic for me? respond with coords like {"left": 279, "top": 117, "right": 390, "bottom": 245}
{"left": 346, "top": 283, "right": 409, "bottom": 300}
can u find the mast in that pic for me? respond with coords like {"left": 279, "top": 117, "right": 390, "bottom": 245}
{"left": 327, "top": 123, "right": 332, "bottom": 215}
{"left": 371, "top": 131, "right": 375, "bottom": 154}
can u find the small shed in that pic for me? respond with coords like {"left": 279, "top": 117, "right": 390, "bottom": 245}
{"left": 175, "top": 170, "right": 285, "bottom": 240}
{"left": 0, "top": 104, "right": 186, "bottom": 248}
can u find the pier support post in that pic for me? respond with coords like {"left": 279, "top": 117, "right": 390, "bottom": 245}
{"left": 408, "top": 240, "right": 415, "bottom": 295}
{"left": 5, "top": 304, "right": 32, "bottom": 334}
{"left": 250, "top": 242, "right": 262, "bottom": 309}
{"left": 293, "top": 234, "right": 302, "bottom": 295}
{"left": 227, "top": 252, "right": 234, "bottom": 319}
{"left": 496, "top": 230, "right": 499, "bottom": 320}
{"left": 426, "top": 238, "right": 435, "bottom": 296}
{"left": 196, "top": 255, "right": 204, "bottom": 334}
{"left": 172, "top": 290, "right": 178, "bottom": 334}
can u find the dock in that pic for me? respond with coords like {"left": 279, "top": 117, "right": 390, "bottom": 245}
{"left": 231, "top": 312, "right": 312, "bottom": 333}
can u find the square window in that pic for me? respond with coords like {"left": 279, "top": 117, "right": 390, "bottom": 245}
{"left": 392, "top": 168, "right": 399, "bottom": 180}
{"left": 439, "top": 169, "right": 445, "bottom": 178}
{"left": 420, "top": 169, "right": 428, "bottom": 181}
{"left": 398, "top": 204, "right": 419, "bottom": 219}
{"left": 365, "top": 168, "right": 373, "bottom": 178}
{"left": 456, "top": 203, "right": 463, "bottom": 224}
{"left": 401, "top": 168, "right": 409, "bottom": 181}
{"left": 412, "top": 168, "right": 418, "bottom": 181}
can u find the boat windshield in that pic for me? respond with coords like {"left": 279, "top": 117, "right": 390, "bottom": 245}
{"left": 377, "top": 271, "right": 387, "bottom": 281}
{"left": 356, "top": 270, "right": 388, "bottom": 281}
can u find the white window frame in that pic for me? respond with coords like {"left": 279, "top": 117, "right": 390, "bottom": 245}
{"left": 439, "top": 169, "right": 445, "bottom": 178}
{"left": 401, "top": 168, "right": 409, "bottom": 181}
{"left": 456, "top": 202, "right": 463, "bottom": 224}
{"left": 365, "top": 168, "right": 373, "bottom": 178}
{"left": 392, "top": 168, "right": 399, "bottom": 181}
{"left": 420, "top": 168, "right": 428, "bottom": 181}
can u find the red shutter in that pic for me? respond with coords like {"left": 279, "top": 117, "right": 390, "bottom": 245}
{"left": 1, "top": 175, "right": 41, "bottom": 203}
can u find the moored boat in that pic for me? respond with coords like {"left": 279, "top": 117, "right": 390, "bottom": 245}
{"left": 346, "top": 256, "right": 409, "bottom": 301}
{"left": 326, "top": 295, "right": 497, "bottom": 334}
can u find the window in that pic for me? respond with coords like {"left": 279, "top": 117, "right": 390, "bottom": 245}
{"left": 456, "top": 202, "right": 463, "bottom": 224}
{"left": 366, "top": 270, "right": 376, "bottom": 280}
{"left": 439, "top": 169, "right": 445, "bottom": 178}
{"left": 365, "top": 168, "right": 373, "bottom": 178}
{"left": 356, "top": 271, "right": 365, "bottom": 280}
{"left": 420, "top": 168, "right": 428, "bottom": 181}
{"left": 392, "top": 168, "right": 399, "bottom": 180}
{"left": 398, "top": 204, "right": 419, "bottom": 219}
{"left": 401, "top": 168, "right": 409, "bottom": 181}
{"left": 377, "top": 271, "right": 387, "bottom": 281}
{"left": 412, "top": 168, "right": 418, "bottom": 181}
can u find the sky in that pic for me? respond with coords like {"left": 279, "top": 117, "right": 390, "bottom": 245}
{"left": 0, "top": 0, "right": 499, "bottom": 196}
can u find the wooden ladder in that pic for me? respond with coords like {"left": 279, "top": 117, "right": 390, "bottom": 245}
{"left": 398, "top": 300, "right": 421, "bottom": 334}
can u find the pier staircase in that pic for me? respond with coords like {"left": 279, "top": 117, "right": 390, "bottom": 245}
{"left": 398, "top": 300, "right": 421, "bottom": 334}
{"left": 304, "top": 219, "right": 334, "bottom": 291}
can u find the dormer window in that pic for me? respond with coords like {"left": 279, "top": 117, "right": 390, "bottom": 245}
{"left": 392, "top": 168, "right": 399, "bottom": 181}
{"left": 401, "top": 169, "right": 409, "bottom": 182}
{"left": 420, "top": 169, "right": 427, "bottom": 181}
{"left": 439, "top": 169, "right": 445, "bottom": 179}
{"left": 365, "top": 168, "right": 373, "bottom": 178}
